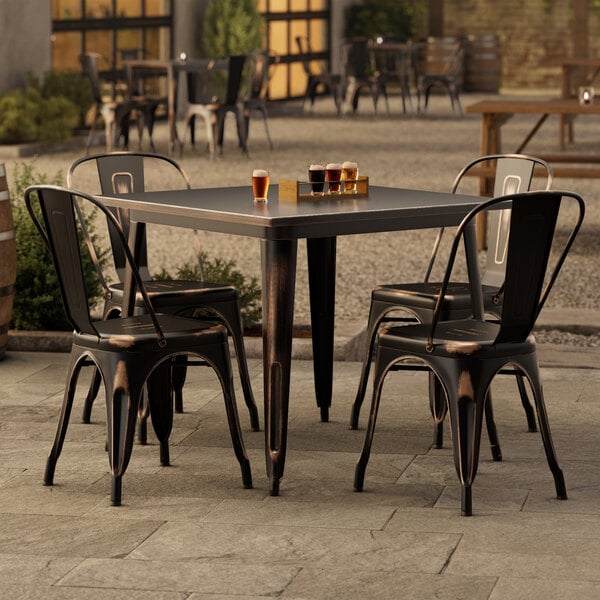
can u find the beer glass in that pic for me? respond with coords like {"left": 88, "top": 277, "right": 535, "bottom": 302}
{"left": 325, "top": 163, "right": 342, "bottom": 194}
{"left": 252, "top": 169, "right": 269, "bottom": 201}
{"left": 342, "top": 161, "right": 358, "bottom": 194}
{"left": 308, "top": 164, "right": 325, "bottom": 195}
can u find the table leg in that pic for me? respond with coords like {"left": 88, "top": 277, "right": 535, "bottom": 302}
{"left": 261, "top": 239, "right": 297, "bottom": 496}
{"left": 307, "top": 237, "right": 336, "bottom": 422}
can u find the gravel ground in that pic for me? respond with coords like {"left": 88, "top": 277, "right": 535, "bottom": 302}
{"left": 4, "top": 91, "right": 599, "bottom": 335}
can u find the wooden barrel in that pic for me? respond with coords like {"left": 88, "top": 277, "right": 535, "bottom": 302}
{"left": 465, "top": 34, "right": 502, "bottom": 92}
{"left": 0, "top": 164, "right": 16, "bottom": 359}
{"left": 418, "top": 37, "right": 465, "bottom": 91}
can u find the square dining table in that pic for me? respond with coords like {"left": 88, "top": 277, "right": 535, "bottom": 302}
{"left": 99, "top": 184, "right": 485, "bottom": 495}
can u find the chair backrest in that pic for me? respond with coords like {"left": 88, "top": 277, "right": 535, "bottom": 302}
{"left": 67, "top": 152, "right": 191, "bottom": 283}
{"left": 81, "top": 53, "right": 105, "bottom": 104}
{"left": 342, "top": 39, "right": 376, "bottom": 79}
{"left": 23, "top": 185, "right": 162, "bottom": 342}
{"left": 248, "top": 50, "right": 274, "bottom": 101}
{"left": 295, "top": 36, "right": 314, "bottom": 76}
{"left": 454, "top": 154, "right": 553, "bottom": 287}
{"left": 429, "top": 190, "right": 585, "bottom": 348}
{"left": 224, "top": 55, "right": 247, "bottom": 105}
{"left": 420, "top": 38, "right": 464, "bottom": 79}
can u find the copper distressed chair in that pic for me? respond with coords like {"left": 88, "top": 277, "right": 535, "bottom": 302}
{"left": 341, "top": 38, "right": 389, "bottom": 115}
{"left": 243, "top": 50, "right": 280, "bottom": 150}
{"left": 354, "top": 189, "right": 584, "bottom": 515}
{"left": 351, "top": 154, "right": 553, "bottom": 456}
{"left": 80, "top": 53, "right": 139, "bottom": 152}
{"left": 182, "top": 55, "right": 248, "bottom": 158}
{"left": 295, "top": 36, "right": 342, "bottom": 115}
{"left": 25, "top": 185, "right": 252, "bottom": 506}
{"left": 67, "top": 152, "right": 259, "bottom": 436}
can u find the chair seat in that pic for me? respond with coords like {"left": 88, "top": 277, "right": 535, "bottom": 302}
{"left": 109, "top": 280, "right": 238, "bottom": 307}
{"left": 85, "top": 314, "right": 227, "bottom": 350}
{"left": 381, "top": 319, "right": 536, "bottom": 359}
{"left": 373, "top": 282, "right": 501, "bottom": 313}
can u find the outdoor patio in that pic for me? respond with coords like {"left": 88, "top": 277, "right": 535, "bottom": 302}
{"left": 1, "top": 91, "right": 600, "bottom": 599}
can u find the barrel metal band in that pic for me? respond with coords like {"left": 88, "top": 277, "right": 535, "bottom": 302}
{"left": 0, "top": 229, "right": 15, "bottom": 242}
{"left": 0, "top": 190, "right": 9, "bottom": 202}
{"left": 0, "top": 284, "right": 15, "bottom": 297}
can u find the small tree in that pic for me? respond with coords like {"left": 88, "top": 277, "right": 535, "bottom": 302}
{"left": 199, "top": 0, "right": 264, "bottom": 58}
{"left": 344, "top": 0, "right": 425, "bottom": 42}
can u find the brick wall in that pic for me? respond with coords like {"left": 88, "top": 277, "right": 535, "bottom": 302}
{"left": 443, "top": 0, "right": 600, "bottom": 92}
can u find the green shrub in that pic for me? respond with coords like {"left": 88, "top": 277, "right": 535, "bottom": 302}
{"left": 199, "top": 0, "right": 264, "bottom": 57}
{"left": 344, "top": 0, "right": 424, "bottom": 41}
{"left": 0, "top": 79, "right": 79, "bottom": 145}
{"left": 154, "top": 255, "right": 262, "bottom": 329}
{"left": 9, "top": 161, "right": 108, "bottom": 331}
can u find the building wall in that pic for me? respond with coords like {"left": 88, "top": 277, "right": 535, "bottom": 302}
{"left": 0, "top": 0, "right": 52, "bottom": 94}
{"left": 442, "top": 0, "right": 600, "bottom": 91}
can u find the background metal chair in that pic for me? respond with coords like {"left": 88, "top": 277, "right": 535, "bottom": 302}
{"left": 351, "top": 154, "right": 554, "bottom": 456}
{"left": 417, "top": 37, "right": 465, "bottom": 114}
{"left": 341, "top": 38, "right": 389, "bottom": 115}
{"left": 243, "top": 50, "right": 279, "bottom": 150}
{"left": 67, "top": 152, "right": 259, "bottom": 437}
{"left": 295, "top": 36, "right": 342, "bottom": 115}
{"left": 25, "top": 184, "right": 252, "bottom": 506}
{"left": 182, "top": 55, "right": 248, "bottom": 158}
{"left": 354, "top": 189, "right": 585, "bottom": 516}
{"left": 80, "top": 53, "right": 139, "bottom": 152}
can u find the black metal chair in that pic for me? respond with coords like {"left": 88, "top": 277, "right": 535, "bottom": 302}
{"left": 24, "top": 185, "right": 253, "bottom": 506}
{"left": 67, "top": 152, "right": 259, "bottom": 436}
{"left": 182, "top": 55, "right": 248, "bottom": 158}
{"left": 354, "top": 189, "right": 585, "bottom": 516}
{"left": 243, "top": 50, "right": 279, "bottom": 150}
{"left": 80, "top": 53, "right": 139, "bottom": 152}
{"left": 295, "top": 36, "right": 342, "bottom": 115}
{"left": 351, "top": 155, "right": 553, "bottom": 452}
{"left": 417, "top": 38, "right": 465, "bottom": 115}
{"left": 341, "top": 38, "right": 389, "bottom": 115}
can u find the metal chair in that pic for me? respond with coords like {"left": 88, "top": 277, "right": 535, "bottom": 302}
{"left": 341, "top": 38, "right": 389, "bottom": 115}
{"left": 67, "top": 152, "right": 260, "bottom": 436}
{"left": 351, "top": 155, "right": 554, "bottom": 455}
{"left": 417, "top": 38, "right": 465, "bottom": 115}
{"left": 80, "top": 53, "right": 139, "bottom": 152}
{"left": 182, "top": 55, "right": 248, "bottom": 158}
{"left": 24, "top": 185, "right": 252, "bottom": 506}
{"left": 295, "top": 36, "right": 342, "bottom": 115}
{"left": 354, "top": 189, "right": 585, "bottom": 516}
{"left": 243, "top": 50, "right": 279, "bottom": 150}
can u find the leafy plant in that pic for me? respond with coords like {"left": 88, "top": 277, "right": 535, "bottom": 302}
{"left": 199, "top": 0, "right": 264, "bottom": 57}
{"left": 344, "top": 0, "right": 424, "bottom": 42}
{"left": 0, "top": 81, "right": 78, "bottom": 145}
{"left": 9, "top": 161, "right": 108, "bottom": 331}
{"left": 154, "top": 255, "right": 262, "bottom": 329}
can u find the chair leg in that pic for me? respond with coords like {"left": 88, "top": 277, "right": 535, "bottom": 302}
{"left": 350, "top": 302, "right": 388, "bottom": 430}
{"left": 147, "top": 362, "right": 175, "bottom": 467}
{"left": 525, "top": 364, "right": 567, "bottom": 500}
{"left": 515, "top": 372, "right": 537, "bottom": 432}
{"left": 45, "top": 355, "right": 83, "bottom": 486}
{"left": 259, "top": 106, "right": 274, "bottom": 149}
{"left": 82, "top": 367, "right": 102, "bottom": 423}
{"left": 484, "top": 390, "right": 503, "bottom": 461}
{"left": 171, "top": 354, "right": 187, "bottom": 414}
{"left": 429, "top": 372, "right": 447, "bottom": 449}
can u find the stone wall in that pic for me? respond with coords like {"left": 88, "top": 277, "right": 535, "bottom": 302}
{"left": 443, "top": 0, "right": 600, "bottom": 92}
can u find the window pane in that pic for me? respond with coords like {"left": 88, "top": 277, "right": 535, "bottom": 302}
{"left": 145, "top": 0, "right": 170, "bottom": 16}
{"left": 257, "top": 0, "right": 267, "bottom": 11}
{"left": 269, "top": 20, "right": 289, "bottom": 56}
{"left": 309, "top": 19, "right": 326, "bottom": 52}
{"left": 52, "top": 31, "right": 81, "bottom": 70}
{"left": 53, "top": 0, "right": 82, "bottom": 20}
{"left": 289, "top": 61, "right": 306, "bottom": 96}
{"left": 85, "top": 30, "right": 113, "bottom": 62}
{"left": 268, "top": 62, "right": 288, "bottom": 100}
{"left": 116, "top": 30, "right": 143, "bottom": 64}
{"left": 85, "top": 1, "right": 113, "bottom": 18}
{"left": 290, "top": 0, "right": 308, "bottom": 10}
{"left": 290, "top": 20, "right": 308, "bottom": 49}
{"left": 269, "top": 0, "right": 288, "bottom": 13}
{"left": 116, "top": 0, "right": 141, "bottom": 17}
{"left": 310, "top": 0, "right": 326, "bottom": 10}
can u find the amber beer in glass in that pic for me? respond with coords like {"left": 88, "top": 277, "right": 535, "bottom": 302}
{"left": 252, "top": 169, "right": 269, "bottom": 201}
{"left": 342, "top": 161, "right": 358, "bottom": 193}
{"left": 325, "top": 163, "right": 342, "bottom": 193}
{"left": 308, "top": 164, "right": 325, "bottom": 195}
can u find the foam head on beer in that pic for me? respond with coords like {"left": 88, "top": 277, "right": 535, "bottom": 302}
{"left": 342, "top": 161, "right": 358, "bottom": 170}
{"left": 326, "top": 163, "right": 342, "bottom": 171}
{"left": 309, "top": 164, "right": 325, "bottom": 171}
{"left": 253, "top": 169, "right": 269, "bottom": 178}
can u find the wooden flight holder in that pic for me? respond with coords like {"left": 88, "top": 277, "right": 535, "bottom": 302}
{"left": 279, "top": 176, "right": 369, "bottom": 201}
